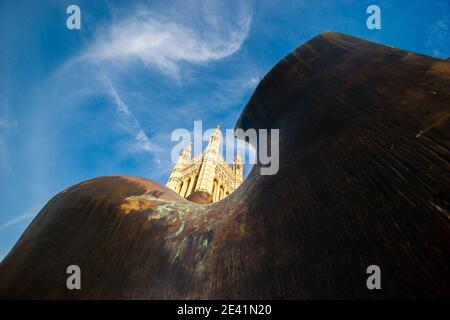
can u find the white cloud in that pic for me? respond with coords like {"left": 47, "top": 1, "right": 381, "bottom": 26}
{"left": 0, "top": 211, "right": 35, "bottom": 232}
{"left": 242, "top": 76, "right": 260, "bottom": 89}
{"left": 77, "top": 1, "right": 253, "bottom": 158}
{"left": 426, "top": 4, "right": 449, "bottom": 58}
{"left": 87, "top": 1, "right": 252, "bottom": 77}
{"left": 0, "top": 214, "right": 33, "bottom": 231}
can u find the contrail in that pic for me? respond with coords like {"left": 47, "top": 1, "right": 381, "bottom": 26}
{"left": 95, "top": 61, "right": 161, "bottom": 153}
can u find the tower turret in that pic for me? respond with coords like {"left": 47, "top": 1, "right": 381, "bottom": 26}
{"left": 166, "top": 143, "right": 192, "bottom": 192}
{"left": 195, "top": 125, "right": 222, "bottom": 194}
{"left": 205, "top": 125, "right": 221, "bottom": 155}
{"left": 233, "top": 152, "right": 244, "bottom": 187}
{"left": 179, "top": 142, "right": 192, "bottom": 163}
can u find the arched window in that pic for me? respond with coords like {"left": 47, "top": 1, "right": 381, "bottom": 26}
{"left": 212, "top": 179, "right": 218, "bottom": 201}
{"left": 219, "top": 186, "right": 224, "bottom": 200}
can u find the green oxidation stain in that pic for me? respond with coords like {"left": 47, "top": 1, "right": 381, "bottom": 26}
{"left": 124, "top": 193, "right": 208, "bottom": 220}
{"left": 173, "top": 236, "right": 187, "bottom": 261}
{"left": 153, "top": 199, "right": 208, "bottom": 217}
{"left": 156, "top": 203, "right": 174, "bottom": 214}
{"left": 194, "top": 240, "right": 209, "bottom": 274}
{"left": 174, "top": 222, "right": 185, "bottom": 237}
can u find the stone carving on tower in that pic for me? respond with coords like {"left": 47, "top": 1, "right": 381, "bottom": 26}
{"left": 166, "top": 125, "right": 244, "bottom": 203}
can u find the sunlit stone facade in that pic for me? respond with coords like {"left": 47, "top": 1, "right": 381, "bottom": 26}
{"left": 166, "top": 126, "right": 243, "bottom": 202}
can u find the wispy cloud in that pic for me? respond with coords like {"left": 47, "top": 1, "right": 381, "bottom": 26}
{"left": 74, "top": 0, "right": 254, "bottom": 163}
{"left": 426, "top": 3, "right": 449, "bottom": 58}
{"left": 242, "top": 76, "right": 260, "bottom": 89}
{"left": 0, "top": 212, "right": 35, "bottom": 232}
{"left": 86, "top": 0, "right": 252, "bottom": 78}
{"left": 96, "top": 62, "right": 162, "bottom": 154}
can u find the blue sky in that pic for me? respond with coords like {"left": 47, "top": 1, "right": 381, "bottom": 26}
{"left": 0, "top": 0, "right": 449, "bottom": 260}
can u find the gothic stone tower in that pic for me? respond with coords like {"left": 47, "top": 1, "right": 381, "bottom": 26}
{"left": 166, "top": 125, "right": 244, "bottom": 203}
